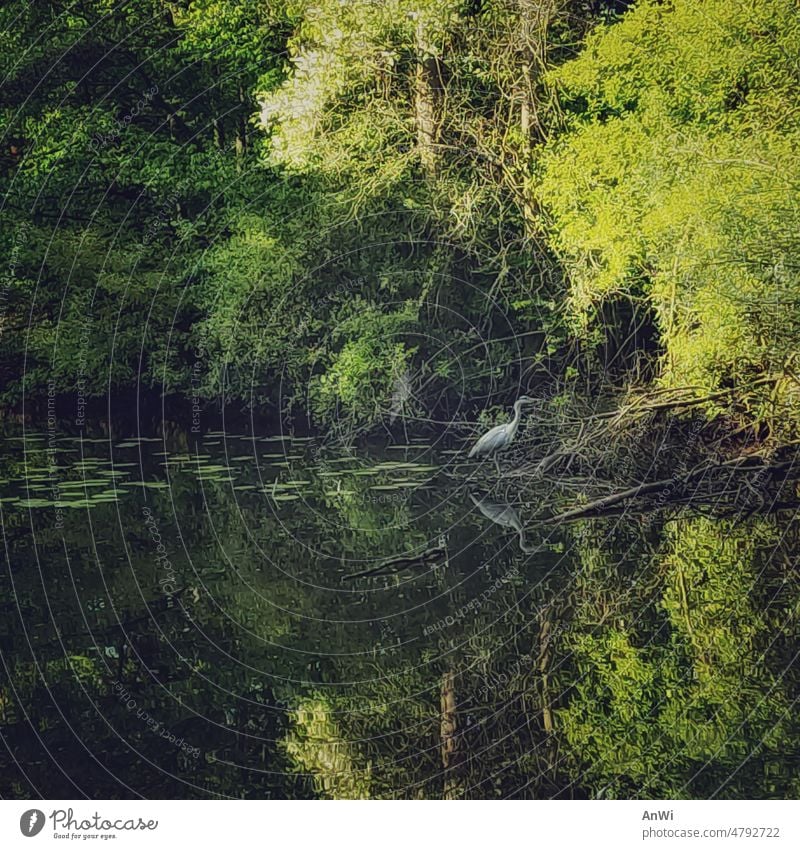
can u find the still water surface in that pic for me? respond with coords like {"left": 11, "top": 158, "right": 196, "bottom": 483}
{"left": 1, "top": 428, "right": 798, "bottom": 798}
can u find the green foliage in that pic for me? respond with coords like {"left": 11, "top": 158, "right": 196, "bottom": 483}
{"left": 0, "top": 0, "right": 289, "bottom": 403}
{"left": 311, "top": 302, "right": 417, "bottom": 425}
{"left": 539, "top": 0, "right": 800, "bottom": 436}
{"left": 283, "top": 697, "right": 372, "bottom": 799}
{"left": 556, "top": 517, "right": 800, "bottom": 798}
{"left": 7, "top": 0, "right": 800, "bottom": 439}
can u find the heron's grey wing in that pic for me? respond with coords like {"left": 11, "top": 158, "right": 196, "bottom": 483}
{"left": 469, "top": 424, "right": 501, "bottom": 457}
{"left": 486, "top": 424, "right": 509, "bottom": 454}
{"left": 468, "top": 428, "right": 488, "bottom": 457}
{"left": 469, "top": 425, "right": 506, "bottom": 457}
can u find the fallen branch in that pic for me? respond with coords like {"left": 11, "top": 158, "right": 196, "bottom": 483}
{"left": 546, "top": 457, "right": 796, "bottom": 523}
{"left": 343, "top": 541, "right": 447, "bottom": 579}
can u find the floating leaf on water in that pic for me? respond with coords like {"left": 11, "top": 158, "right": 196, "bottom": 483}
{"left": 16, "top": 498, "right": 57, "bottom": 508}
{"left": 58, "top": 480, "right": 112, "bottom": 490}
{"left": 199, "top": 566, "right": 227, "bottom": 577}
{"left": 380, "top": 462, "right": 439, "bottom": 472}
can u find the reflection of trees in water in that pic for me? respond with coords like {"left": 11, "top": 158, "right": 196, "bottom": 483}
{"left": 1, "top": 445, "right": 798, "bottom": 798}
{"left": 552, "top": 517, "right": 800, "bottom": 799}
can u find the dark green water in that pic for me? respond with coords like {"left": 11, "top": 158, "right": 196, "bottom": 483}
{"left": 1, "top": 428, "right": 798, "bottom": 799}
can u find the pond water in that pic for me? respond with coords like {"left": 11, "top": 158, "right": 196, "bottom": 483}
{"left": 1, "top": 427, "right": 798, "bottom": 799}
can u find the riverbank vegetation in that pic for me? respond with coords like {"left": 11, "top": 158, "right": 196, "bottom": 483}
{"left": 2, "top": 0, "right": 799, "bottom": 449}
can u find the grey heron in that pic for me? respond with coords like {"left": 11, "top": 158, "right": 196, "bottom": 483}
{"left": 467, "top": 395, "right": 535, "bottom": 472}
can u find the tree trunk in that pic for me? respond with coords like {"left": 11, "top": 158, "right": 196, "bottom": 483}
{"left": 538, "top": 607, "right": 554, "bottom": 733}
{"left": 517, "top": 0, "right": 556, "bottom": 234}
{"left": 236, "top": 83, "right": 247, "bottom": 159}
{"left": 440, "top": 669, "right": 464, "bottom": 799}
{"left": 413, "top": 15, "right": 443, "bottom": 175}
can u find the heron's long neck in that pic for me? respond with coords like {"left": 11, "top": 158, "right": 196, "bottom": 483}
{"left": 508, "top": 402, "right": 524, "bottom": 439}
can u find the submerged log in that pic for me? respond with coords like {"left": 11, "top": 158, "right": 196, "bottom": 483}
{"left": 343, "top": 540, "right": 447, "bottom": 579}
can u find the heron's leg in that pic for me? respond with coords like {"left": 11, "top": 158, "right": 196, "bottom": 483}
{"left": 494, "top": 455, "right": 500, "bottom": 475}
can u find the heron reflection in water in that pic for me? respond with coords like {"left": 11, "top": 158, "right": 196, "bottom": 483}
{"left": 469, "top": 492, "right": 536, "bottom": 553}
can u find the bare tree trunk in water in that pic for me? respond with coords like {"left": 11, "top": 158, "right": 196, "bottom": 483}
{"left": 538, "top": 607, "right": 554, "bottom": 733}
{"left": 440, "top": 669, "right": 464, "bottom": 799}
